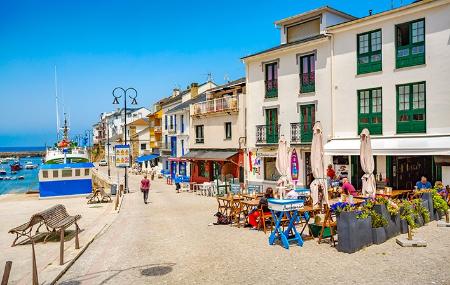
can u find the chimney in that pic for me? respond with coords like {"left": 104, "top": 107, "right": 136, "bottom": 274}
{"left": 190, "top": 82, "right": 199, "bottom": 98}
{"left": 172, "top": 88, "right": 180, "bottom": 97}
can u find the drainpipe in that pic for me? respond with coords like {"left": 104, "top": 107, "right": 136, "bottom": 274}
{"left": 326, "top": 32, "right": 335, "bottom": 141}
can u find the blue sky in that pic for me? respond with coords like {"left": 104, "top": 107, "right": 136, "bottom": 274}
{"left": 0, "top": 0, "right": 412, "bottom": 146}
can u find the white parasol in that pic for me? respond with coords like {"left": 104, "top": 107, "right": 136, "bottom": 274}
{"left": 276, "top": 135, "right": 290, "bottom": 199}
{"left": 360, "top": 128, "right": 376, "bottom": 198}
{"left": 310, "top": 122, "right": 328, "bottom": 206}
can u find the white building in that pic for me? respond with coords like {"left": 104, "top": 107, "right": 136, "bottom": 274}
{"left": 324, "top": 0, "right": 450, "bottom": 189}
{"left": 159, "top": 81, "right": 217, "bottom": 177}
{"left": 243, "top": 7, "right": 355, "bottom": 188}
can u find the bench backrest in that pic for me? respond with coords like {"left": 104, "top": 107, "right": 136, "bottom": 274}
{"left": 38, "top": 204, "right": 70, "bottom": 228}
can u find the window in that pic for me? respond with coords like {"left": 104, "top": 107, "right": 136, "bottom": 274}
{"left": 140, "top": 143, "right": 146, "bottom": 150}
{"left": 181, "top": 114, "right": 184, "bottom": 133}
{"left": 396, "top": 19, "right": 425, "bottom": 68}
{"left": 165, "top": 115, "right": 168, "bottom": 130}
{"left": 225, "top": 122, "right": 232, "bottom": 139}
{"left": 265, "top": 108, "right": 278, "bottom": 144}
{"left": 170, "top": 115, "right": 174, "bottom": 130}
{"left": 84, "top": 169, "right": 90, "bottom": 176}
{"left": 165, "top": 161, "right": 169, "bottom": 170}
{"left": 181, "top": 140, "right": 185, "bottom": 156}
{"left": 357, "top": 29, "right": 382, "bottom": 74}
{"left": 195, "top": 125, "right": 204, "bottom": 143}
{"left": 165, "top": 135, "right": 168, "bottom": 148}
{"left": 199, "top": 162, "right": 207, "bottom": 177}
{"left": 265, "top": 62, "right": 278, "bottom": 98}
{"left": 43, "top": 171, "right": 48, "bottom": 178}
{"left": 62, "top": 169, "right": 72, "bottom": 177}
{"left": 397, "top": 82, "right": 426, "bottom": 133}
{"left": 53, "top": 170, "right": 59, "bottom": 178}
{"left": 75, "top": 169, "right": 81, "bottom": 176}
{"left": 358, "top": 88, "right": 382, "bottom": 135}
{"left": 264, "top": 157, "right": 280, "bottom": 181}
{"left": 300, "top": 54, "right": 315, "bottom": 93}
{"left": 300, "top": 104, "right": 315, "bottom": 143}
{"left": 174, "top": 114, "right": 177, "bottom": 131}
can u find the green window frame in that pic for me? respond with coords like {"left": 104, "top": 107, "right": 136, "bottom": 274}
{"left": 300, "top": 54, "right": 315, "bottom": 93}
{"left": 357, "top": 29, "right": 382, "bottom": 74}
{"left": 265, "top": 108, "right": 279, "bottom": 144}
{"left": 396, "top": 19, "right": 425, "bottom": 68}
{"left": 357, "top": 88, "right": 382, "bottom": 135}
{"left": 265, "top": 62, "right": 278, "bottom": 98}
{"left": 396, "top": 82, "right": 426, "bottom": 133}
{"left": 300, "top": 104, "right": 315, "bottom": 143}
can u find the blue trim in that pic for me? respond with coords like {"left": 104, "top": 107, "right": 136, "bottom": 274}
{"left": 41, "top": 162, "right": 94, "bottom": 170}
{"left": 136, "top": 154, "right": 160, "bottom": 162}
{"left": 267, "top": 198, "right": 304, "bottom": 205}
{"left": 39, "top": 179, "right": 93, "bottom": 197}
{"left": 115, "top": 145, "right": 130, "bottom": 149}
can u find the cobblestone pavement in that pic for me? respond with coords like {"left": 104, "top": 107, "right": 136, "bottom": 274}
{"left": 58, "top": 169, "right": 450, "bottom": 285}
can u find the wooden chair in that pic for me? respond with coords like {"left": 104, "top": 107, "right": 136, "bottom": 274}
{"left": 229, "top": 196, "right": 243, "bottom": 227}
{"left": 318, "top": 204, "right": 336, "bottom": 246}
{"left": 257, "top": 206, "right": 273, "bottom": 234}
{"left": 217, "top": 197, "right": 228, "bottom": 216}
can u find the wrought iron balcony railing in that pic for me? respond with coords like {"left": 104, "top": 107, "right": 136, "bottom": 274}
{"left": 256, "top": 124, "right": 281, "bottom": 144}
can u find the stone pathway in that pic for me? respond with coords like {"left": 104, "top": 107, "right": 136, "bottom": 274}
{"left": 57, "top": 172, "right": 450, "bottom": 285}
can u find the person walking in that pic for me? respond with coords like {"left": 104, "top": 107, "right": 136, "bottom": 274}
{"left": 140, "top": 174, "right": 150, "bottom": 204}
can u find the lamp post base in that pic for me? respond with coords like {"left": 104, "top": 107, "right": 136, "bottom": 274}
{"left": 396, "top": 237, "right": 427, "bottom": 247}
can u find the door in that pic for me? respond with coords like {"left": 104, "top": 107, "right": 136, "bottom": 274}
{"left": 393, "top": 156, "right": 432, "bottom": 190}
{"left": 265, "top": 108, "right": 278, "bottom": 144}
{"left": 170, "top": 137, "right": 177, "bottom": 157}
{"left": 304, "top": 152, "right": 312, "bottom": 188}
{"left": 300, "top": 104, "right": 315, "bottom": 143}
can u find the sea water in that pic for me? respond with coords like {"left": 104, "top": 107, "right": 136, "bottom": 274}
{"left": 0, "top": 157, "right": 42, "bottom": 194}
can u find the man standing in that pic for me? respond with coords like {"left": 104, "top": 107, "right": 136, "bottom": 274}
{"left": 416, "top": 176, "right": 432, "bottom": 190}
{"left": 140, "top": 174, "right": 150, "bottom": 204}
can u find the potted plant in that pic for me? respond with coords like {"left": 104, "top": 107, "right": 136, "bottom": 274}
{"left": 421, "top": 190, "right": 435, "bottom": 220}
{"left": 399, "top": 200, "right": 417, "bottom": 239}
{"left": 332, "top": 202, "right": 372, "bottom": 253}
{"left": 372, "top": 197, "right": 399, "bottom": 239}
{"left": 432, "top": 190, "right": 450, "bottom": 223}
{"left": 412, "top": 198, "right": 430, "bottom": 226}
{"left": 370, "top": 211, "right": 388, "bottom": 244}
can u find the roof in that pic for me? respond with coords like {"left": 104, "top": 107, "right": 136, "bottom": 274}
{"left": 158, "top": 81, "right": 214, "bottom": 107}
{"left": 165, "top": 92, "right": 207, "bottom": 114}
{"left": 181, "top": 150, "right": 238, "bottom": 161}
{"left": 327, "top": 0, "right": 436, "bottom": 31}
{"left": 136, "top": 154, "right": 160, "bottom": 162}
{"left": 41, "top": 162, "right": 95, "bottom": 170}
{"left": 128, "top": 118, "right": 149, "bottom": 126}
{"left": 275, "top": 6, "right": 356, "bottom": 26}
{"left": 241, "top": 34, "right": 328, "bottom": 60}
{"left": 208, "top": 77, "right": 246, "bottom": 93}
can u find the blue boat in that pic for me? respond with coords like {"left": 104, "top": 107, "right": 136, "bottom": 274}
{"left": 38, "top": 162, "right": 94, "bottom": 198}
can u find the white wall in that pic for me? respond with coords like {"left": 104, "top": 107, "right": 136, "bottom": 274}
{"left": 331, "top": 3, "right": 450, "bottom": 138}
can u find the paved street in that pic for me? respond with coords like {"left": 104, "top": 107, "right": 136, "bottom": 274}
{"left": 57, "top": 170, "right": 450, "bottom": 285}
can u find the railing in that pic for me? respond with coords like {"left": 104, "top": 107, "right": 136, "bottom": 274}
{"left": 192, "top": 96, "right": 238, "bottom": 116}
{"left": 300, "top": 73, "right": 315, "bottom": 93}
{"left": 290, "top": 122, "right": 313, "bottom": 143}
{"left": 154, "top": 126, "right": 162, "bottom": 133}
{"left": 256, "top": 124, "right": 280, "bottom": 144}
{"left": 265, "top": 80, "right": 278, "bottom": 98}
{"left": 195, "top": 137, "right": 204, "bottom": 144}
{"left": 290, "top": 123, "right": 301, "bottom": 143}
{"left": 396, "top": 42, "right": 425, "bottom": 68}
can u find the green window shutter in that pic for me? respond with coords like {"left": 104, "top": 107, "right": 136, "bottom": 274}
{"left": 300, "top": 104, "right": 315, "bottom": 143}
{"left": 357, "top": 29, "right": 382, "bottom": 74}
{"left": 396, "top": 19, "right": 425, "bottom": 69}
{"left": 265, "top": 108, "right": 278, "bottom": 144}
{"left": 300, "top": 54, "right": 315, "bottom": 93}
{"left": 396, "top": 82, "right": 426, "bottom": 133}
{"left": 265, "top": 63, "right": 278, "bottom": 98}
{"left": 357, "top": 88, "right": 382, "bottom": 135}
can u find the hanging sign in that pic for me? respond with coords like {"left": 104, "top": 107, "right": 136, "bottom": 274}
{"left": 115, "top": 145, "right": 131, "bottom": 168}
{"left": 291, "top": 148, "right": 299, "bottom": 181}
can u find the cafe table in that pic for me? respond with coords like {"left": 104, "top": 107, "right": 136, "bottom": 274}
{"left": 267, "top": 198, "right": 305, "bottom": 249}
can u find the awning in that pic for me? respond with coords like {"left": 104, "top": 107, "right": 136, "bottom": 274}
{"left": 181, "top": 150, "right": 238, "bottom": 161}
{"left": 168, "top": 157, "right": 187, "bottom": 162}
{"left": 136, "top": 154, "right": 160, "bottom": 162}
{"left": 324, "top": 136, "right": 450, "bottom": 156}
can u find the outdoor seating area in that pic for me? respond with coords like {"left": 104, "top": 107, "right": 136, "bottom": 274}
{"left": 86, "top": 187, "right": 112, "bottom": 204}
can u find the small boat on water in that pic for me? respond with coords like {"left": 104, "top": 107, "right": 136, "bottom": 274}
{"left": 0, "top": 169, "right": 6, "bottom": 175}
{"left": 10, "top": 162, "right": 22, "bottom": 171}
{"left": 18, "top": 176, "right": 25, "bottom": 180}
{"left": 11, "top": 171, "right": 17, "bottom": 175}
{"left": 0, "top": 159, "right": 8, "bottom": 164}
{"left": 24, "top": 162, "right": 37, "bottom": 169}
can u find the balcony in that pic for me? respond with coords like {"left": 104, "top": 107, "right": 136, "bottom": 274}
{"left": 195, "top": 137, "right": 204, "bottom": 144}
{"left": 168, "top": 127, "right": 176, "bottom": 134}
{"left": 300, "top": 73, "right": 315, "bottom": 93}
{"left": 154, "top": 126, "right": 162, "bottom": 133}
{"left": 290, "top": 122, "right": 313, "bottom": 144}
{"left": 256, "top": 124, "right": 280, "bottom": 144}
{"left": 265, "top": 80, "right": 278, "bottom": 98}
{"left": 192, "top": 95, "right": 238, "bottom": 116}
{"left": 396, "top": 43, "right": 425, "bottom": 69}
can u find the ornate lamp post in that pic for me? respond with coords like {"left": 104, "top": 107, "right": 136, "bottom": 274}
{"left": 112, "top": 87, "right": 138, "bottom": 193}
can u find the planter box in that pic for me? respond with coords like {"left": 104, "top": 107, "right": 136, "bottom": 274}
{"left": 337, "top": 211, "right": 372, "bottom": 253}
{"left": 372, "top": 227, "right": 387, "bottom": 245}
{"left": 400, "top": 219, "right": 408, "bottom": 234}
{"left": 415, "top": 215, "right": 424, "bottom": 227}
{"left": 421, "top": 200, "right": 430, "bottom": 224}
{"left": 421, "top": 193, "right": 434, "bottom": 220}
{"left": 373, "top": 204, "right": 399, "bottom": 239}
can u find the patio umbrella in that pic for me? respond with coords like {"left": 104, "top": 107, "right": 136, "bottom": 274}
{"left": 141, "top": 161, "right": 147, "bottom": 173}
{"left": 360, "top": 128, "right": 376, "bottom": 198}
{"left": 310, "top": 122, "right": 328, "bottom": 206}
{"left": 276, "top": 135, "right": 290, "bottom": 199}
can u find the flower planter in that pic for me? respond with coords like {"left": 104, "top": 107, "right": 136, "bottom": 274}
{"left": 400, "top": 219, "right": 408, "bottom": 234}
{"left": 421, "top": 193, "right": 434, "bottom": 220}
{"left": 421, "top": 200, "right": 430, "bottom": 224}
{"left": 415, "top": 215, "right": 424, "bottom": 227}
{"left": 336, "top": 211, "right": 372, "bottom": 253}
{"left": 434, "top": 209, "right": 444, "bottom": 221}
{"left": 373, "top": 204, "right": 399, "bottom": 239}
{"left": 372, "top": 227, "right": 387, "bottom": 245}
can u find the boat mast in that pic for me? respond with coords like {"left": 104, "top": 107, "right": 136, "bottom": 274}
{"left": 54, "top": 66, "right": 60, "bottom": 141}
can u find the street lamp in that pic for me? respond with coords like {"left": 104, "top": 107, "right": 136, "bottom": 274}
{"left": 112, "top": 87, "right": 138, "bottom": 194}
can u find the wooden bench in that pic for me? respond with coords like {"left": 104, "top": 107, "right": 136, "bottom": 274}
{"left": 9, "top": 204, "right": 81, "bottom": 265}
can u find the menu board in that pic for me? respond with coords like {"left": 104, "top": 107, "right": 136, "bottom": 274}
{"left": 115, "top": 145, "right": 130, "bottom": 168}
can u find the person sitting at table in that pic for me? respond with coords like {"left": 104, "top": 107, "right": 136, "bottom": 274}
{"left": 248, "top": 188, "right": 274, "bottom": 230}
{"left": 416, "top": 176, "right": 432, "bottom": 190}
{"left": 434, "top": 181, "right": 448, "bottom": 199}
{"left": 341, "top": 178, "right": 358, "bottom": 197}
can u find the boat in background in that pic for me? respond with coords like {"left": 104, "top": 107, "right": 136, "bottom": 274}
{"left": 24, "top": 161, "right": 38, "bottom": 169}
{"left": 10, "top": 162, "right": 22, "bottom": 171}
{"left": 0, "top": 169, "right": 6, "bottom": 175}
